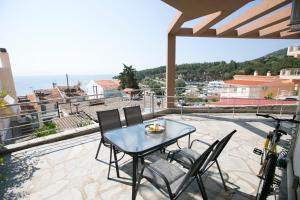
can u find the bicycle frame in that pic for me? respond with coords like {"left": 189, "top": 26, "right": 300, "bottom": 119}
{"left": 254, "top": 114, "right": 300, "bottom": 200}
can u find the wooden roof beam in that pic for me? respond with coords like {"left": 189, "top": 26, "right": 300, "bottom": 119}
{"left": 193, "top": 11, "right": 222, "bottom": 35}
{"left": 259, "top": 20, "right": 290, "bottom": 37}
{"left": 176, "top": 28, "right": 300, "bottom": 39}
{"left": 280, "top": 30, "right": 300, "bottom": 38}
{"left": 238, "top": 6, "right": 291, "bottom": 36}
{"left": 168, "top": 12, "right": 186, "bottom": 34}
{"left": 217, "top": 0, "right": 292, "bottom": 36}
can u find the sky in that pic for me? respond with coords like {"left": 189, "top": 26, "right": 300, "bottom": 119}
{"left": 0, "top": 0, "right": 299, "bottom": 76}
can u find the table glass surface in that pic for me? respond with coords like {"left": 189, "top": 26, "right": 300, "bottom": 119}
{"left": 104, "top": 119, "right": 196, "bottom": 154}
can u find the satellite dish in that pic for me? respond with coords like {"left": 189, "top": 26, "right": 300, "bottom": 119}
{"left": 291, "top": 0, "right": 300, "bottom": 32}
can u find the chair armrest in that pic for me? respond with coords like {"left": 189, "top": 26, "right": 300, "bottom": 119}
{"left": 144, "top": 165, "right": 173, "bottom": 195}
{"left": 190, "top": 139, "right": 211, "bottom": 148}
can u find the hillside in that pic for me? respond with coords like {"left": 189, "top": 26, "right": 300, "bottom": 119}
{"left": 136, "top": 48, "right": 300, "bottom": 82}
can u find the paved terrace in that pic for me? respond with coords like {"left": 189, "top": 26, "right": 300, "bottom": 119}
{"left": 0, "top": 113, "right": 290, "bottom": 200}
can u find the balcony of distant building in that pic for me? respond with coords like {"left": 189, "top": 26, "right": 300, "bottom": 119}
{"left": 287, "top": 46, "right": 300, "bottom": 58}
{"left": 280, "top": 68, "right": 300, "bottom": 81}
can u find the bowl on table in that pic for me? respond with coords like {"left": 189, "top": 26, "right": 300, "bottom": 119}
{"left": 145, "top": 123, "right": 165, "bottom": 134}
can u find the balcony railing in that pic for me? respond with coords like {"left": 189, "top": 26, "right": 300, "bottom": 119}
{"left": 0, "top": 85, "right": 298, "bottom": 146}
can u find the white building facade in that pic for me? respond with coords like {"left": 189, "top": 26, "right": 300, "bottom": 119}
{"left": 86, "top": 80, "right": 121, "bottom": 99}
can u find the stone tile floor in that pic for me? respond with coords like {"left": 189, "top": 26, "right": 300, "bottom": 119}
{"left": 0, "top": 113, "right": 291, "bottom": 200}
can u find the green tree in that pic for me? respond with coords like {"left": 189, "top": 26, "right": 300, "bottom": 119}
{"left": 265, "top": 92, "right": 274, "bottom": 100}
{"left": 175, "top": 79, "right": 186, "bottom": 96}
{"left": 175, "top": 79, "right": 186, "bottom": 88}
{"left": 116, "top": 64, "right": 139, "bottom": 89}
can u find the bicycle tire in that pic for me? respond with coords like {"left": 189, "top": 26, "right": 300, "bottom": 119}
{"left": 256, "top": 154, "right": 278, "bottom": 200}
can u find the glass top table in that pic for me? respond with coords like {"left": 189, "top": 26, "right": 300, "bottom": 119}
{"left": 104, "top": 118, "right": 196, "bottom": 154}
{"left": 103, "top": 118, "right": 196, "bottom": 200}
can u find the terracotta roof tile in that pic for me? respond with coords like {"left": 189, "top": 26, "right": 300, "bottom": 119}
{"left": 94, "top": 80, "right": 119, "bottom": 90}
{"left": 224, "top": 80, "right": 269, "bottom": 86}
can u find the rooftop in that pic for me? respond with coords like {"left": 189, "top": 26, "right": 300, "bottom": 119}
{"left": 0, "top": 113, "right": 290, "bottom": 200}
{"left": 57, "top": 85, "right": 86, "bottom": 97}
{"left": 34, "top": 88, "right": 63, "bottom": 101}
{"left": 223, "top": 80, "right": 270, "bottom": 86}
{"left": 94, "top": 80, "right": 120, "bottom": 90}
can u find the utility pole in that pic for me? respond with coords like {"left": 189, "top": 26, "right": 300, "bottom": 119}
{"left": 66, "top": 74, "right": 72, "bottom": 114}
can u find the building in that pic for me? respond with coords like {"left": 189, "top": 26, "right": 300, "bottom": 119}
{"left": 287, "top": 46, "right": 300, "bottom": 58}
{"left": 0, "top": 48, "right": 19, "bottom": 143}
{"left": 56, "top": 83, "right": 87, "bottom": 101}
{"left": 0, "top": 95, "right": 19, "bottom": 143}
{"left": 34, "top": 88, "right": 63, "bottom": 121}
{"left": 221, "top": 70, "right": 299, "bottom": 99}
{"left": 206, "top": 81, "right": 224, "bottom": 96}
{"left": 86, "top": 80, "right": 121, "bottom": 99}
{"left": 0, "top": 48, "right": 17, "bottom": 100}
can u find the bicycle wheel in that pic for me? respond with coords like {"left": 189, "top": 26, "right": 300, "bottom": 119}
{"left": 256, "top": 154, "right": 278, "bottom": 200}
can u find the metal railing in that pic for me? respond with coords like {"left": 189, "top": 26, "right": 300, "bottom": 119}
{"left": 0, "top": 86, "right": 299, "bottom": 145}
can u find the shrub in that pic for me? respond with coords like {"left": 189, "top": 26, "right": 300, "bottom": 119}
{"left": 264, "top": 92, "right": 273, "bottom": 100}
{"left": 34, "top": 122, "right": 57, "bottom": 137}
{"left": 210, "top": 97, "right": 219, "bottom": 102}
{"left": 76, "top": 120, "right": 92, "bottom": 127}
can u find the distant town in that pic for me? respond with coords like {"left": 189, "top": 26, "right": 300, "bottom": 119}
{"left": 1, "top": 46, "right": 300, "bottom": 144}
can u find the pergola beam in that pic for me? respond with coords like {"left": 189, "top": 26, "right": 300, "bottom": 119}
{"left": 259, "top": 20, "right": 290, "bottom": 37}
{"left": 193, "top": 11, "right": 222, "bottom": 35}
{"left": 280, "top": 30, "right": 300, "bottom": 38}
{"left": 176, "top": 28, "right": 300, "bottom": 39}
{"left": 238, "top": 6, "right": 291, "bottom": 36}
{"left": 168, "top": 12, "right": 186, "bottom": 34}
{"left": 217, "top": 0, "right": 292, "bottom": 36}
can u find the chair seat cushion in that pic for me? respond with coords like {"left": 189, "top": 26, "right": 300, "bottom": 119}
{"left": 143, "top": 159, "right": 186, "bottom": 193}
{"left": 172, "top": 148, "right": 200, "bottom": 168}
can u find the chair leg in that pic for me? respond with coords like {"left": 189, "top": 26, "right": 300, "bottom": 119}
{"left": 196, "top": 176, "right": 208, "bottom": 200}
{"left": 216, "top": 160, "right": 227, "bottom": 191}
{"left": 95, "top": 138, "right": 103, "bottom": 159}
{"left": 107, "top": 145, "right": 113, "bottom": 179}
{"left": 140, "top": 157, "right": 145, "bottom": 165}
{"left": 113, "top": 146, "right": 120, "bottom": 178}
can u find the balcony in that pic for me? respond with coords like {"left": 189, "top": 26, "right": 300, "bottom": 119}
{"left": 280, "top": 68, "right": 300, "bottom": 80}
{"left": 287, "top": 46, "right": 300, "bottom": 58}
{"left": 1, "top": 113, "right": 293, "bottom": 199}
{"left": 0, "top": 87, "right": 296, "bottom": 199}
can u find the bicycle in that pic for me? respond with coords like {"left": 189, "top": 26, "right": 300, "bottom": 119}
{"left": 253, "top": 113, "right": 300, "bottom": 200}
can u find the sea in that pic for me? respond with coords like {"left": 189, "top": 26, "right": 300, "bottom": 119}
{"left": 14, "top": 74, "right": 115, "bottom": 96}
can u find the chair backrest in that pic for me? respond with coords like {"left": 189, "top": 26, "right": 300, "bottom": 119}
{"left": 207, "top": 130, "right": 236, "bottom": 162}
{"left": 123, "top": 106, "right": 143, "bottom": 126}
{"left": 188, "top": 140, "right": 219, "bottom": 177}
{"left": 96, "top": 109, "right": 122, "bottom": 136}
{"left": 174, "top": 140, "right": 218, "bottom": 195}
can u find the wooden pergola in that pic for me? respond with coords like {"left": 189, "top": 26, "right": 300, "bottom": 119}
{"left": 162, "top": 0, "right": 300, "bottom": 108}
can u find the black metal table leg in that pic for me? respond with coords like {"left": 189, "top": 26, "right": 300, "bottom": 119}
{"left": 132, "top": 155, "right": 138, "bottom": 200}
{"left": 188, "top": 134, "right": 191, "bottom": 148}
{"left": 113, "top": 146, "right": 120, "bottom": 178}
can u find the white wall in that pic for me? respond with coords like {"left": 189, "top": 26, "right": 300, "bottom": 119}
{"left": 220, "top": 86, "right": 262, "bottom": 99}
{"left": 86, "top": 80, "right": 104, "bottom": 99}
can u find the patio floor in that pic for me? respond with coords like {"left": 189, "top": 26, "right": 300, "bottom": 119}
{"left": 0, "top": 113, "right": 290, "bottom": 200}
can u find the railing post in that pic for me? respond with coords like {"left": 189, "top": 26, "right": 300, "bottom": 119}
{"left": 280, "top": 103, "right": 283, "bottom": 116}
{"left": 143, "top": 89, "right": 146, "bottom": 112}
{"left": 181, "top": 103, "right": 183, "bottom": 119}
{"left": 151, "top": 94, "right": 154, "bottom": 116}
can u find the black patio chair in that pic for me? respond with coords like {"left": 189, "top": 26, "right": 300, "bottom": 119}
{"left": 95, "top": 109, "right": 124, "bottom": 179}
{"left": 168, "top": 130, "right": 237, "bottom": 191}
{"left": 123, "top": 106, "right": 143, "bottom": 126}
{"left": 136, "top": 140, "right": 219, "bottom": 200}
